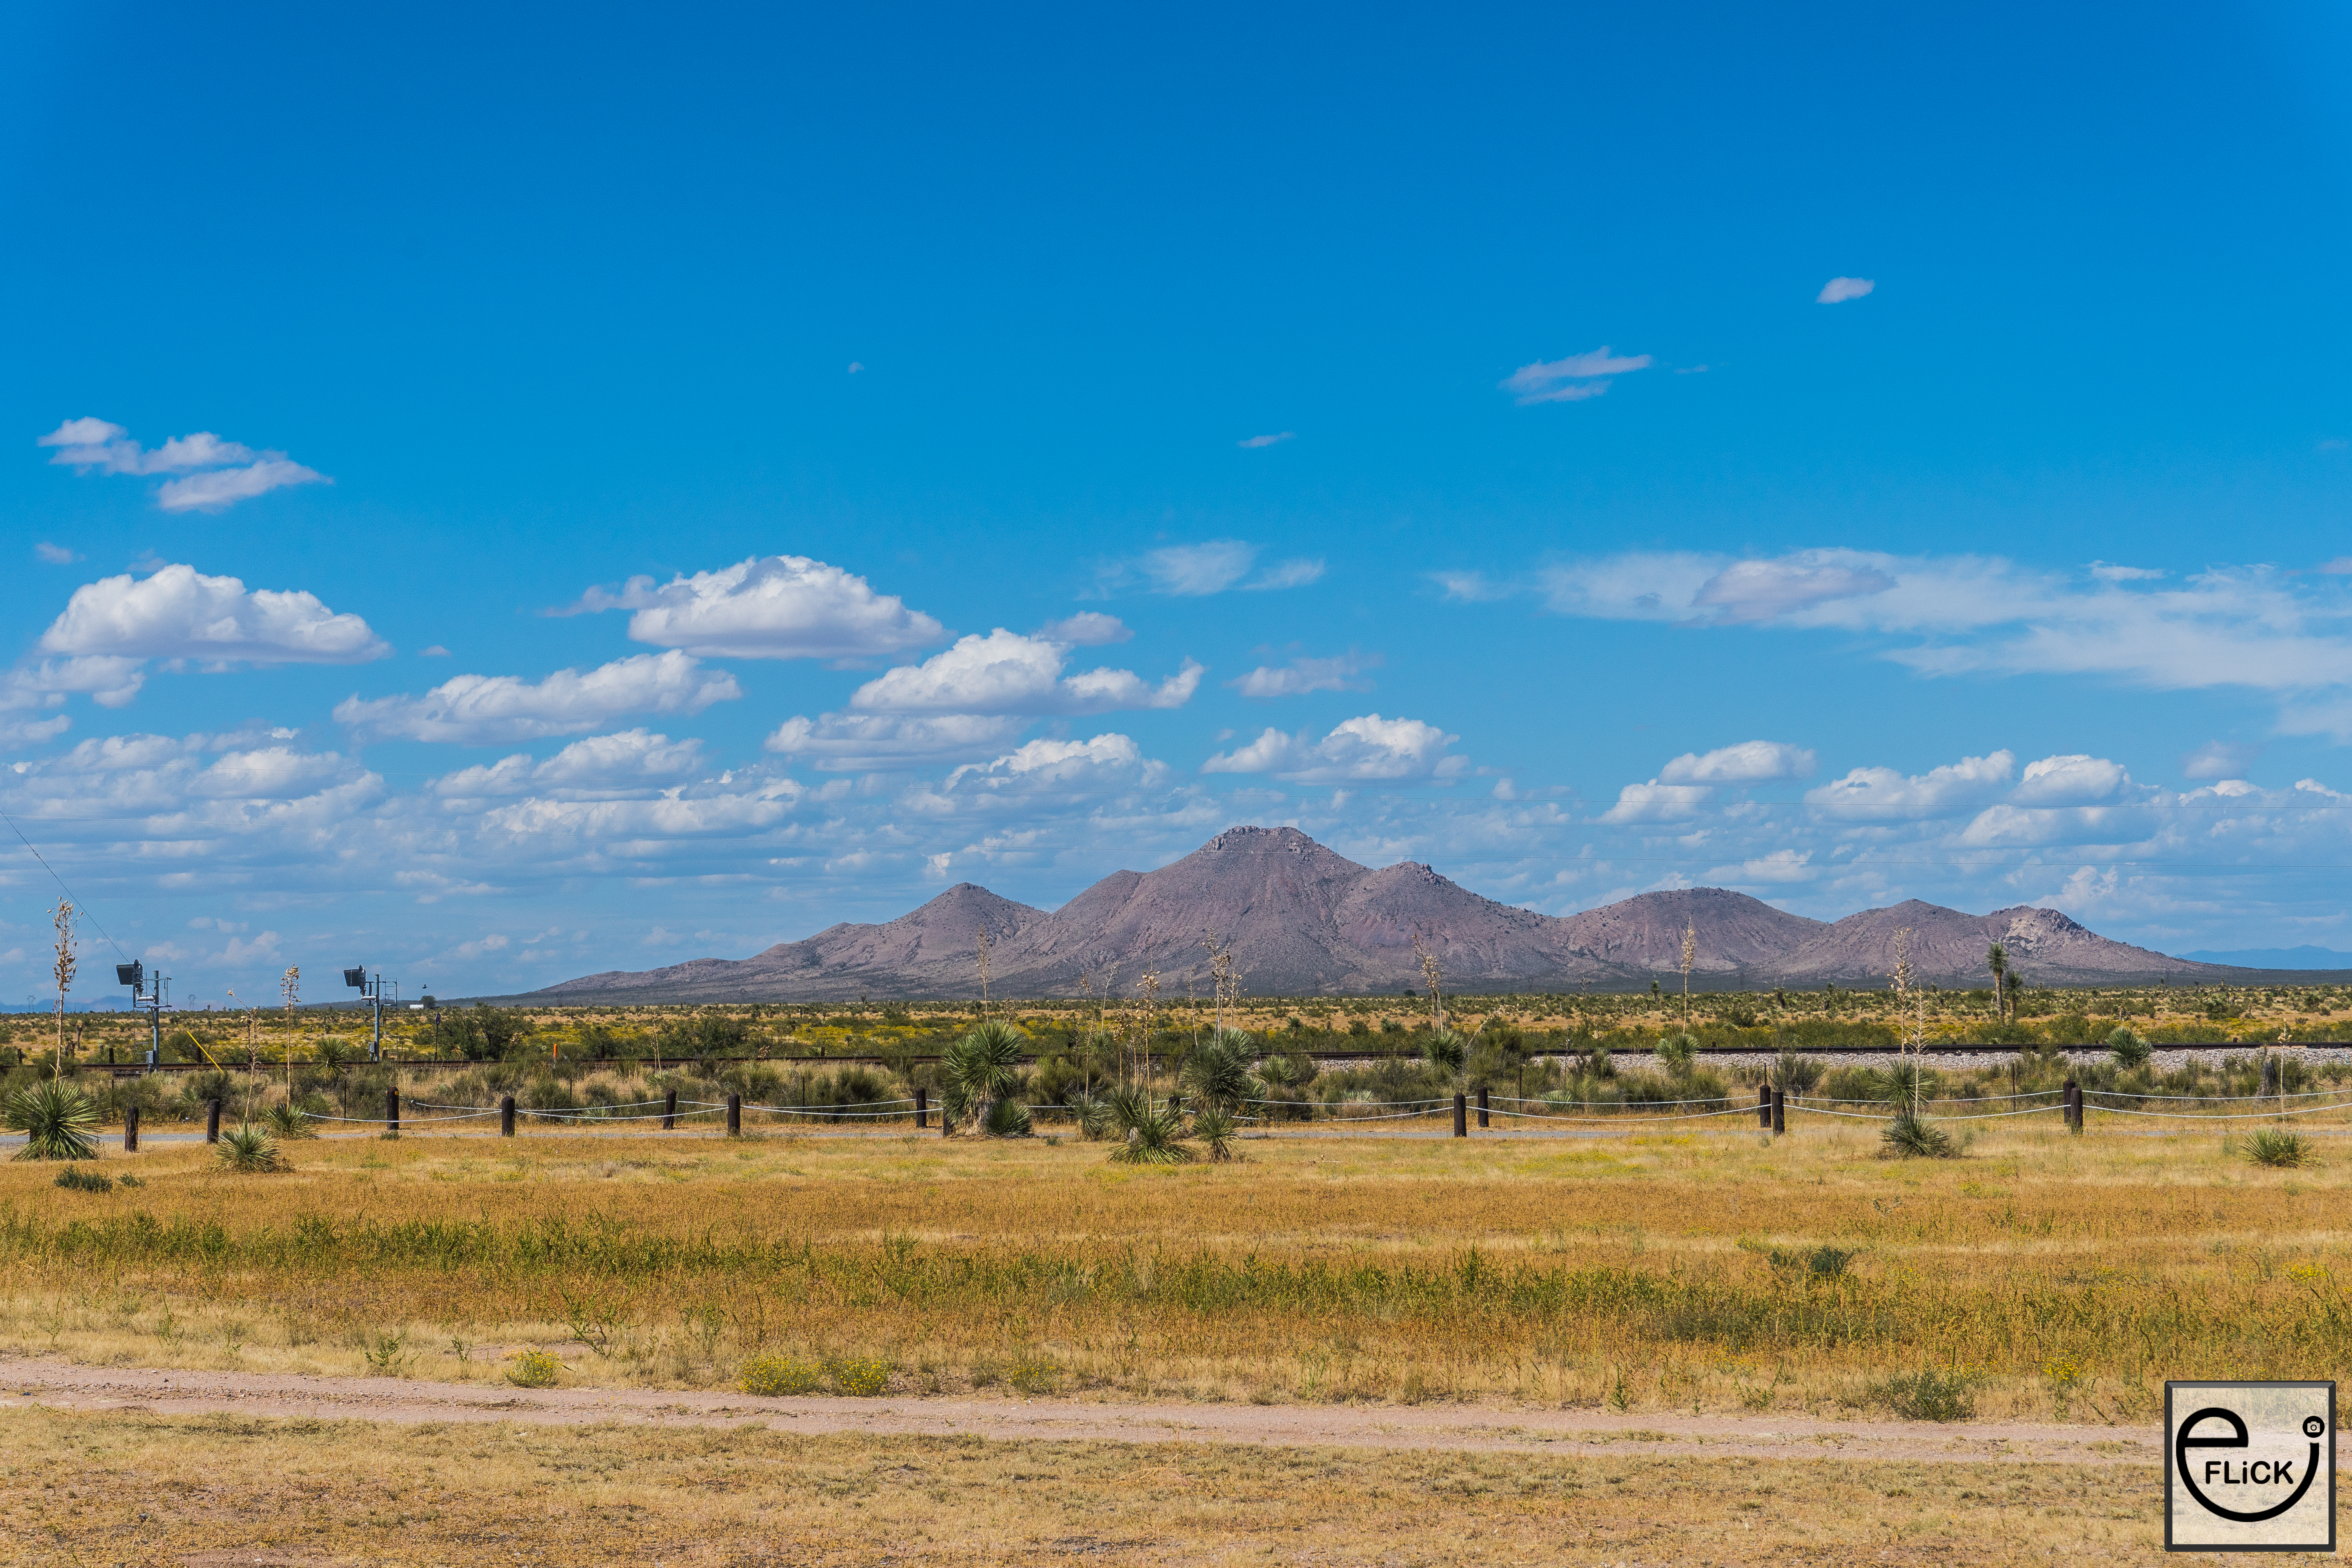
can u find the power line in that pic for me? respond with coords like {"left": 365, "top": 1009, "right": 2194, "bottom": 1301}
{"left": 0, "top": 804, "right": 130, "bottom": 962}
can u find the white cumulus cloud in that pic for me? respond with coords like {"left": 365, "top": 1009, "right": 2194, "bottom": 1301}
{"left": 562, "top": 554, "right": 945, "bottom": 660}
{"left": 848, "top": 629, "right": 1201, "bottom": 717}
{"left": 1817, "top": 277, "right": 1875, "bottom": 303}
{"left": 945, "top": 733, "right": 1169, "bottom": 792}
{"left": 1804, "top": 751, "right": 2016, "bottom": 821}
{"left": 1658, "top": 740, "right": 1817, "bottom": 784}
{"left": 40, "top": 564, "right": 391, "bottom": 666}
{"left": 334, "top": 651, "right": 740, "bottom": 744}
{"left": 38, "top": 417, "right": 328, "bottom": 512}
{"left": 2010, "top": 753, "right": 2136, "bottom": 807}
{"left": 432, "top": 730, "right": 708, "bottom": 799}
{"left": 1202, "top": 714, "right": 1465, "bottom": 784}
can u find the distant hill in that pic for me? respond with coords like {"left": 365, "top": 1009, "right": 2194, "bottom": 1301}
{"left": 519, "top": 824, "right": 2240, "bottom": 1003}
{"left": 2180, "top": 946, "right": 2352, "bottom": 971}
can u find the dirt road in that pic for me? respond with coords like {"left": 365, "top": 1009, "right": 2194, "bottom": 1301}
{"left": 0, "top": 1356, "right": 2180, "bottom": 1467}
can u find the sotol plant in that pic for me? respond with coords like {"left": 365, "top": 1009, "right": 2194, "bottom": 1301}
{"left": 5, "top": 1080, "right": 100, "bottom": 1161}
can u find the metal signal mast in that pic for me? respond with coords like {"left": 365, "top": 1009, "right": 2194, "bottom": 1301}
{"left": 343, "top": 966, "right": 398, "bottom": 1061}
{"left": 115, "top": 960, "right": 167, "bottom": 1071}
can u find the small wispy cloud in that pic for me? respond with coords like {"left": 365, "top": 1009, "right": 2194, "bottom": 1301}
{"left": 1500, "top": 347, "right": 1652, "bottom": 405}
{"left": 2090, "top": 562, "right": 2165, "bottom": 582}
{"left": 38, "top": 417, "right": 330, "bottom": 513}
{"left": 33, "top": 542, "right": 79, "bottom": 564}
{"left": 1096, "top": 540, "right": 1325, "bottom": 597}
{"left": 1816, "top": 277, "right": 1875, "bottom": 304}
{"left": 1229, "top": 650, "right": 1381, "bottom": 698}
{"left": 1238, "top": 432, "right": 1296, "bottom": 449}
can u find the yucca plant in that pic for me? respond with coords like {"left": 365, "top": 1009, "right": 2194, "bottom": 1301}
{"left": 2247, "top": 1128, "right": 2314, "bottom": 1168}
{"left": 1181, "top": 1028, "right": 1259, "bottom": 1113}
{"left": 1192, "top": 1105, "right": 1237, "bottom": 1162}
{"left": 1110, "top": 1102, "right": 1194, "bottom": 1165}
{"left": 2107, "top": 1026, "right": 2152, "bottom": 1069}
{"left": 263, "top": 1103, "right": 319, "bottom": 1139}
{"left": 5, "top": 1080, "right": 100, "bottom": 1161}
{"left": 1880, "top": 1109, "right": 1959, "bottom": 1160}
{"left": 982, "top": 1096, "right": 1033, "bottom": 1138}
{"left": 216, "top": 1123, "right": 290, "bottom": 1173}
{"left": 1421, "top": 1027, "right": 1467, "bottom": 1086}
{"left": 941, "top": 1018, "right": 1025, "bottom": 1135}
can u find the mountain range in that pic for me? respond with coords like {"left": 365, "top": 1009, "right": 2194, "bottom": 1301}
{"left": 515, "top": 826, "right": 2310, "bottom": 1004}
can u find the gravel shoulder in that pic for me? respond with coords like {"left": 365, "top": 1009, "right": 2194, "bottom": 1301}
{"left": 0, "top": 1356, "right": 2184, "bottom": 1466}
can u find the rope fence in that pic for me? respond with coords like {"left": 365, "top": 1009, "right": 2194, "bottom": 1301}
{"left": 192, "top": 1072, "right": 2352, "bottom": 1145}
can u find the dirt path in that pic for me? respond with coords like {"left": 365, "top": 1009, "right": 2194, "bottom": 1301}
{"left": 0, "top": 1356, "right": 2183, "bottom": 1466}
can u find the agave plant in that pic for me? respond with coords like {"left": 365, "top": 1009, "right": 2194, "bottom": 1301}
{"left": 5, "top": 1080, "right": 100, "bottom": 1161}
{"left": 941, "top": 1019, "right": 1025, "bottom": 1135}
{"left": 216, "top": 1123, "right": 290, "bottom": 1174}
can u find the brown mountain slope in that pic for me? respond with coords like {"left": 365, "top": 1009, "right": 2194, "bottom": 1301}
{"left": 1769, "top": 900, "right": 2234, "bottom": 986}
{"left": 541, "top": 882, "right": 1044, "bottom": 1003}
{"left": 1559, "top": 887, "right": 1826, "bottom": 976}
{"left": 522, "top": 826, "right": 2228, "bottom": 1002}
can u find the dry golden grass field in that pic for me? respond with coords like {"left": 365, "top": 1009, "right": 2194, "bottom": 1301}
{"left": 0, "top": 1119, "right": 2344, "bottom": 1563}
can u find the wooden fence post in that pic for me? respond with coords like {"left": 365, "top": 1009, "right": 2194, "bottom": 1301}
{"left": 727, "top": 1093, "right": 742, "bottom": 1137}
{"left": 1476, "top": 1085, "right": 1490, "bottom": 1129}
{"left": 124, "top": 1104, "right": 139, "bottom": 1152}
{"left": 386, "top": 1087, "right": 399, "bottom": 1136}
{"left": 2064, "top": 1078, "right": 2082, "bottom": 1134}
{"left": 1452, "top": 1093, "right": 1467, "bottom": 1138}
{"left": 205, "top": 1098, "right": 222, "bottom": 1144}
{"left": 500, "top": 1094, "right": 516, "bottom": 1137}
{"left": 915, "top": 1087, "right": 927, "bottom": 1129}
{"left": 1757, "top": 1083, "right": 1771, "bottom": 1128}
{"left": 1771, "top": 1088, "right": 1785, "bottom": 1135}
{"left": 662, "top": 1089, "right": 676, "bottom": 1131}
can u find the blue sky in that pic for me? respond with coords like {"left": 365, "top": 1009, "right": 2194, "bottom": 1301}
{"left": 4, "top": 2, "right": 2351, "bottom": 1004}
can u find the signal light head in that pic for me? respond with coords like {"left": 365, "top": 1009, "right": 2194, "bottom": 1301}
{"left": 116, "top": 962, "right": 142, "bottom": 988}
{"left": 343, "top": 967, "right": 366, "bottom": 989}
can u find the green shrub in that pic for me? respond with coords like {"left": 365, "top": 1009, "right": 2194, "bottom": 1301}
{"left": 1871, "top": 1369, "right": 1976, "bottom": 1422}
{"left": 829, "top": 1356, "right": 892, "bottom": 1396}
{"left": 54, "top": 1164, "right": 113, "bottom": 1193}
{"left": 2107, "top": 1026, "right": 2152, "bottom": 1069}
{"left": 1769, "top": 1244, "right": 1861, "bottom": 1278}
{"left": 1771, "top": 1051, "right": 1825, "bottom": 1094}
{"left": 982, "top": 1096, "right": 1033, "bottom": 1138}
{"left": 739, "top": 1354, "right": 824, "bottom": 1396}
{"left": 6, "top": 1080, "right": 100, "bottom": 1161}
{"left": 506, "top": 1348, "right": 564, "bottom": 1388}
